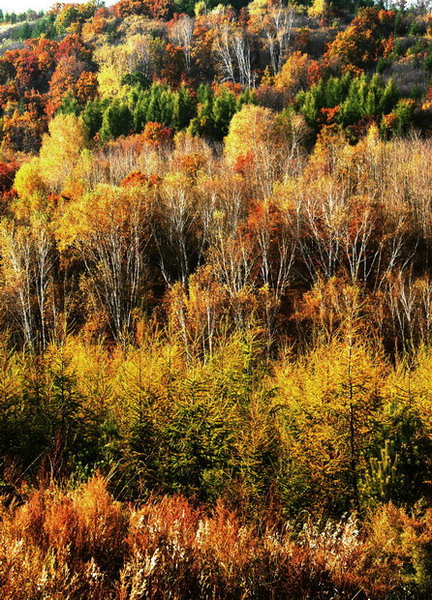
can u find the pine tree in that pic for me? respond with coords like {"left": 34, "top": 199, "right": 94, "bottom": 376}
{"left": 82, "top": 99, "right": 106, "bottom": 139}
{"left": 212, "top": 87, "right": 236, "bottom": 140}
{"left": 173, "top": 86, "right": 196, "bottom": 130}
{"left": 100, "top": 101, "right": 133, "bottom": 141}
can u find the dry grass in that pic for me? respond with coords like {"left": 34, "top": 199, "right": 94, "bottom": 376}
{"left": 1, "top": 475, "right": 430, "bottom": 599}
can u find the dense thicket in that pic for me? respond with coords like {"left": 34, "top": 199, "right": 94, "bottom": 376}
{"left": 3, "top": 475, "right": 432, "bottom": 600}
{"left": 2, "top": 0, "right": 432, "bottom": 597}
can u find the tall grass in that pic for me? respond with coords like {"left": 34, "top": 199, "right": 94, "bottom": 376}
{"left": 1, "top": 475, "right": 429, "bottom": 599}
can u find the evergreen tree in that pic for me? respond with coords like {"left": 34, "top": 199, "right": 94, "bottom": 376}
{"left": 189, "top": 84, "right": 214, "bottom": 137}
{"left": 173, "top": 86, "right": 196, "bottom": 130}
{"left": 58, "top": 93, "right": 81, "bottom": 117}
{"left": 380, "top": 79, "right": 399, "bottom": 114}
{"left": 83, "top": 98, "right": 107, "bottom": 139}
{"left": 100, "top": 101, "right": 133, "bottom": 141}
{"left": 212, "top": 87, "right": 236, "bottom": 140}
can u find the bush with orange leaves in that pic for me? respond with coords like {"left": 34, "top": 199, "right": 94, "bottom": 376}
{"left": 141, "top": 121, "right": 174, "bottom": 148}
{"left": 2, "top": 474, "right": 425, "bottom": 599}
{"left": 12, "top": 477, "right": 127, "bottom": 570}
{"left": 120, "top": 171, "right": 162, "bottom": 188}
{"left": 118, "top": 489, "right": 371, "bottom": 599}
{"left": 0, "top": 477, "right": 127, "bottom": 599}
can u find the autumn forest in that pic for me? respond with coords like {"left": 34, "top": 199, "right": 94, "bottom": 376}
{"left": 1, "top": 0, "right": 432, "bottom": 597}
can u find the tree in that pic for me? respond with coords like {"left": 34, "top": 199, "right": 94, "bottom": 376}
{"left": 325, "top": 8, "right": 396, "bottom": 71}
{"left": 56, "top": 185, "right": 151, "bottom": 343}
{"left": 253, "top": 1, "right": 294, "bottom": 75}
{"left": 113, "top": 0, "right": 173, "bottom": 19}
{"left": 2, "top": 103, "right": 48, "bottom": 153}
{"left": 39, "top": 113, "right": 87, "bottom": 193}
{"left": 0, "top": 216, "right": 55, "bottom": 349}
{"left": 275, "top": 334, "right": 385, "bottom": 512}
{"left": 13, "top": 158, "right": 47, "bottom": 218}
{"left": 224, "top": 104, "right": 306, "bottom": 186}
{"left": 189, "top": 84, "right": 247, "bottom": 140}
{"left": 213, "top": 23, "right": 254, "bottom": 87}
{"left": 47, "top": 56, "right": 87, "bottom": 116}
{"left": 173, "top": 85, "right": 196, "bottom": 130}
{"left": 169, "top": 15, "right": 194, "bottom": 73}
{"left": 141, "top": 121, "right": 173, "bottom": 147}
{"left": 225, "top": 104, "right": 272, "bottom": 164}
{"left": 100, "top": 101, "right": 133, "bottom": 141}
{"left": 274, "top": 51, "right": 311, "bottom": 100}
{"left": 152, "top": 173, "right": 198, "bottom": 284}
{"left": 82, "top": 98, "right": 107, "bottom": 139}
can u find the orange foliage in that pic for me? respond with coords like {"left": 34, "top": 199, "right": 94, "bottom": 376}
{"left": 113, "top": 0, "right": 173, "bottom": 19}
{"left": 120, "top": 171, "right": 162, "bottom": 187}
{"left": 141, "top": 121, "right": 174, "bottom": 147}
{"left": 55, "top": 34, "right": 92, "bottom": 63}
{"left": 178, "top": 152, "right": 206, "bottom": 177}
{"left": 2, "top": 103, "right": 48, "bottom": 153}
{"left": 0, "top": 476, "right": 413, "bottom": 599}
{"left": 274, "top": 51, "right": 311, "bottom": 98}
{"left": 233, "top": 151, "right": 254, "bottom": 175}
{"left": 3, "top": 38, "right": 57, "bottom": 94}
{"left": 321, "top": 105, "right": 340, "bottom": 124}
{"left": 325, "top": 7, "right": 396, "bottom": 70}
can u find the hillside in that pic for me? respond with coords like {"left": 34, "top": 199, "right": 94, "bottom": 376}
{"left": 1, "top": 0, "right": 432, "bottom": 598}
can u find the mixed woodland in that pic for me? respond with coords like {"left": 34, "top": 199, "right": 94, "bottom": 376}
{"left": 2, "top": 0, "right": 432, "bottom": 597}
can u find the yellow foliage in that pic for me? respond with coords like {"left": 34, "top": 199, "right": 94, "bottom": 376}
{"left": 274, "top": 51, "right": 310, "bottom": 98}
{"left": 39, "top": 113, "right": 87, "bottom": 194}
{"left": 13, "top": 157, "right": 48, "bottom": 219}
{"left": 13, "top": 157, "right": 45, "bottom": 201}
{"left": 247, "top": 0, "right": 269, "bottom": 17}
{"left": 308, "top": 0, "right": 328, "bottom": 19}
{"left": 274, "top": 339, "right": 386, "bottom": 506}
{"left": 224, "top": 105, "right": 279, "bottom": 166}
{"left": 385, "top": 346, "right": 432, "bottom": 435}
{"left": 95, "top": 35, "right": 152, "bottom": 98}
{"left": 55, "top": 184, "right": 149, "bottom": 251}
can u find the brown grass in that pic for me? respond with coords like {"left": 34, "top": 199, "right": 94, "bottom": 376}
{"left": 0, "top": 475, "right": 426, "bottom": 599}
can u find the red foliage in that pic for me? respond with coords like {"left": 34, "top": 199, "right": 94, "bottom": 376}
{"left": 1, "top": 39, "right": 57, "bottom": 97}
{"left": 121, "top": 171, "right": 162, "bottom": 187}
{"left": 141, "top": 122, "right": 174, "bottom": 147}
{"left": 113, "top": 0, "right": 173, "bottom": 19}
{"left": 46, "top": 55, "right": 97, "bottom": 116}
{"left": 233, "top": 152, "right": 254, "bottom": 176}
{"left": 46, "top": 56, "right": 85, "bottom": 116}
{"left": 307, "top": 61, "right": 322, "bottom": 87}
{"left": 55, "top": 35, "right": 92, "bottom": 63}
{"left": 0, "top": 162, "right": 18, "bottom": 193}
{"left": 158, "top": 43, "right": 184, "bottom": 86}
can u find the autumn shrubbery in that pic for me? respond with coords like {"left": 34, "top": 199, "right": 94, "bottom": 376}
{"left": 3, "top": 2, "right": 432, "bottom": 596}
{"left": 3, "top": 474, "right": 431, "bottom": 600}
{"left": 2, "top": 329, "right": 432, "bottom": 597}
{"left": 0, "top": 478, "right": 126, "bottom": 600}
{"left": 4, "top": 124, "right": 432, "bottom": 593}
